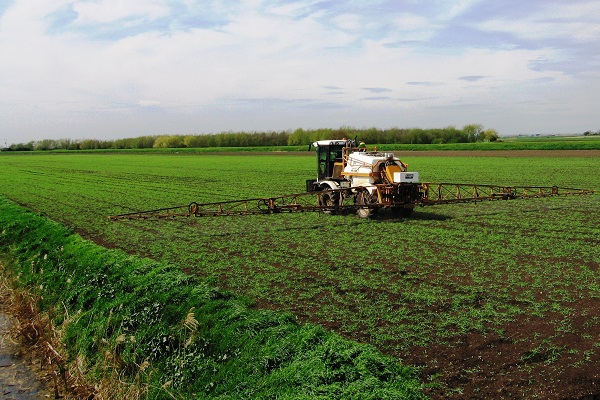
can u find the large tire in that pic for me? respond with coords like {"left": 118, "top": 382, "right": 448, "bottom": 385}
{"left": 318, "top": 183, "right": 340, "bottom": 214}
{"left": 356, "top": 190, "right": 377, "bottom": 218}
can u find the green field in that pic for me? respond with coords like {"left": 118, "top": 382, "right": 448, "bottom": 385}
{"left": 0, "top": 150, "right": 599, "bottom": 398}
{"left": 502, "top": 134, "right": 600, "bottom": 143}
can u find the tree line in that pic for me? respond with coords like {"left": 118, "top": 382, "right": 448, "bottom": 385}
{"left": 4, "top": 124, "right": 499, "bottom": 151}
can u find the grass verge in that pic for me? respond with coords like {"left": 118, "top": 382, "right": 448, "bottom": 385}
{"left": 0, "top": 196, "right": 425, "bottom": 399}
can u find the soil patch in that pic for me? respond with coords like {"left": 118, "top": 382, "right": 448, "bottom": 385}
{"left": 404, "top": 311, "right": 600, "bottom": 399}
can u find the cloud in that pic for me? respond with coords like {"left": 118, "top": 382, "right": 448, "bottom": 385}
{"left": 362, "top": 87, "right": 392, "bottom": 93}
{"left": 138, "top": 100, "right": 162, "bottom": 107}
{"left": 407, "top": 82, "right": 446, "bottom": 87}
{"left": 476, "top": 2, "right": 600, "bottom": 43}
{"left": 396, "top": 97, "right": 439, "bottom": 102}
{"left": 331, "top": 13, "right": 362, "bottom": 31}
{"left": 72, "top": 0, "right": 170, "bottom": 25}
{"left": 362, "top": 96, "right": 392, "bottom": 101}
{"left": 440, "top": 0, "right": 483, "bottom": 20}
{"left": 459, "top": 76, "right": 488, "bottom": 82}
{"left": 0, "top": 0, "right": 599, "bottom": 143}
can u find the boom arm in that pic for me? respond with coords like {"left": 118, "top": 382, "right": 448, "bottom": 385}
{"left": 107, "top": 183, "right": 593, "bottom": 220}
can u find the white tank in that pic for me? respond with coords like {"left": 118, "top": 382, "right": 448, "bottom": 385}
{"left": 344, "top": 151, "right": 419, "bottom": 186}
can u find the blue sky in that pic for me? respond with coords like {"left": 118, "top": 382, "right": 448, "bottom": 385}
{"left": 1, "top": 0, "right": 599, "bottom": 144}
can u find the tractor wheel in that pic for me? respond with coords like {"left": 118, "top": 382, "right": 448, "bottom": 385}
{"left": 356, "top": 190, "right": 377, "bottom": 218}
{"left": 318, "top": 186, "right": 340, "bottom": 214}
{"left": 318, "top": 184, "right": 341, "bottom": 215}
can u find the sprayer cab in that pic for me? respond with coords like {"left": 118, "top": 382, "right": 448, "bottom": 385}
{"left": 308, "top": 139, "right": 348, "bottom": 182}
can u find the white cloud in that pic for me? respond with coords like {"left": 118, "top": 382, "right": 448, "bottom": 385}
{"left": 394, "top": 13, "right": 429, "bottom": 31}
{"left": 477, "top": 2, "right": 600, "bottom": 43}
{"left": 331, "top": 13, "right": 362, "bottom": 31}
{"left": 138, "top": 100, "right": 161, "bottom": 107}
{"left": 390, "top": 13, "right": 435, "bottom": 42}
{"left": 73, "top": 0, "right": 170, "bottom": 24}
{"left": 266, "top": 0, "right": 322, "bottom": 17}
{"left": 441, "top": 0, "right": 482, "bottom": 20}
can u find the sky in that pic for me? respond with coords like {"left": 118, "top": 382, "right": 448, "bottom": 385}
{"left": 1, "top": 0, "right": 599, "bottom": 145}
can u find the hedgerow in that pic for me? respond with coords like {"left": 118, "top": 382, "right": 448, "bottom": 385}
{"left": 0, "top": 196, "right": 425, "bottom": 399}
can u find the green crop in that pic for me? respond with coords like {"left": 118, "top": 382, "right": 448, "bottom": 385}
{"left": 0, "top": 150, "right": 598, "bottom": 398}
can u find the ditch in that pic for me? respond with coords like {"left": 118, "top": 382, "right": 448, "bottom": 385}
{"left": 0, "top": 311, "right": 51, "bottom": 399}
